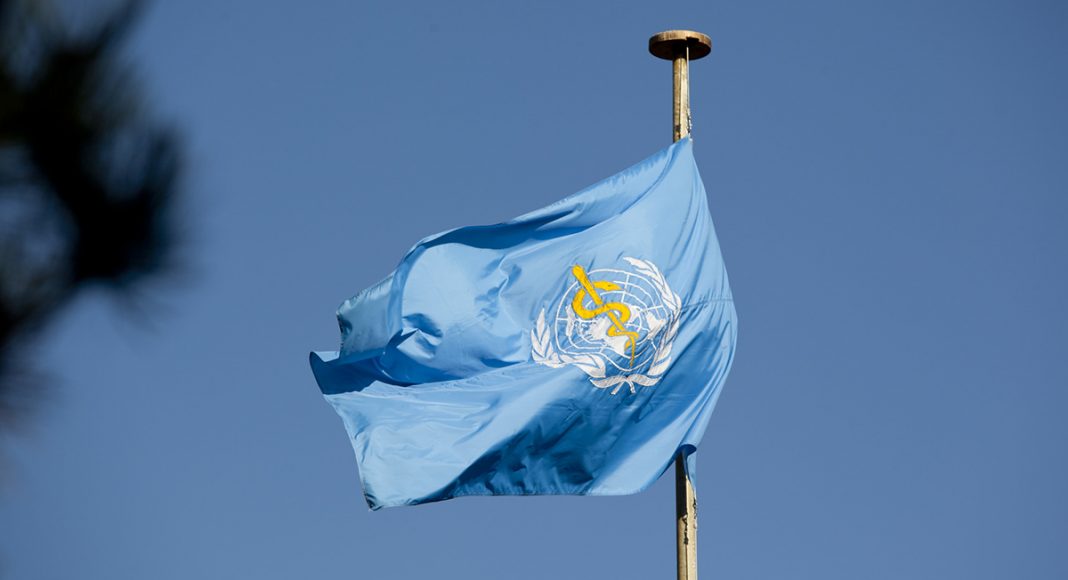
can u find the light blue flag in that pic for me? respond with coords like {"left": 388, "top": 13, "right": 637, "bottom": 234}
{"left": 310, "top": 137, "right": 736, "bottom": 509}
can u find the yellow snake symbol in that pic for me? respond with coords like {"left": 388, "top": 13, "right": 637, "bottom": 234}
{"left": 570, "top": 265, "right": 640, "bottom": 367}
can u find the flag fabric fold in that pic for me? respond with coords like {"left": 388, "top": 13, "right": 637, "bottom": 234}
{"left": 310, "top": 137, "right": 736, "bottom": 509}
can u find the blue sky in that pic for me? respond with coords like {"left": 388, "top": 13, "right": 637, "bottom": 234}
{"left": 2, "top": 1, "right": 1067, "bottom": 578}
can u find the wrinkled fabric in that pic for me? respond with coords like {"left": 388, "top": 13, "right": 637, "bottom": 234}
{"left": 310, "top": 138, "right": 736, "bottom": 509}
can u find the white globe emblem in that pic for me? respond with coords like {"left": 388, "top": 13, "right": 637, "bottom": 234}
{"left": 531, "top": 257, "right": 682, "bottom": 394}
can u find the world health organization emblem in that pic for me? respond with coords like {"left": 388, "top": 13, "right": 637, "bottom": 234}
{"left": 531, "top": 257, "right": 682, "bottom": 394}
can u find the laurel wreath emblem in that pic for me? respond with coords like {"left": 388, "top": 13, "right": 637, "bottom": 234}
{"left": 530, "top": 257, "right": 682, "bottom": 395}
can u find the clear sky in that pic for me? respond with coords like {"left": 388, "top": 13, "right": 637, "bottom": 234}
{"left": 2, "top": 1, "right": 1067, "bottom": 578}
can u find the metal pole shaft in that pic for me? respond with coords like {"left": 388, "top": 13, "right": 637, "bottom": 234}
{"left": 673, "top": 53, "right": 697, "bottom": 580}
{"left": 649, "top": 29, "right": 710, "bottom": 580}
{"left": 673, "top": 52, "right": 690, "bottom": 142}
{"left": 675, "top": 455, "right": 698, "bottom": 580}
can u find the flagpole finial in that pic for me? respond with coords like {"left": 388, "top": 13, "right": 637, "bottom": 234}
{"left": 648, "top": 30, "right": 712, "bottom": 60}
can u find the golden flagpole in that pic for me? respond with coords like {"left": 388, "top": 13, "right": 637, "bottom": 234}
{"left": 648, "top": 29, "right": 713, "bottom": 580}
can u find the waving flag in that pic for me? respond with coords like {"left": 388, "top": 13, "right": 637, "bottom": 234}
{"left": 310, "top": 137, "right": 736, "bottom": 509}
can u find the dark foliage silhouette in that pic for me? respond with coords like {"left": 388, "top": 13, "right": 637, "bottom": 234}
{"left": 0, "top": 0, "right": 182, "bottom": 428}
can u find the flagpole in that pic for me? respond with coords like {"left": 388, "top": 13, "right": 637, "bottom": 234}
{"left": 649, "top": 29, "right": 712, "bottom": 580}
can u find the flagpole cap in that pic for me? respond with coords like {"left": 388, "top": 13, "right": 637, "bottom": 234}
{"left": 648, "top": 30, "right": 712, "bottom": 60}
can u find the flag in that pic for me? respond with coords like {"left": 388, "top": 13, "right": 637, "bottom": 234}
{"left": 310, "top": 137, "right": 736, "bottom": 509}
